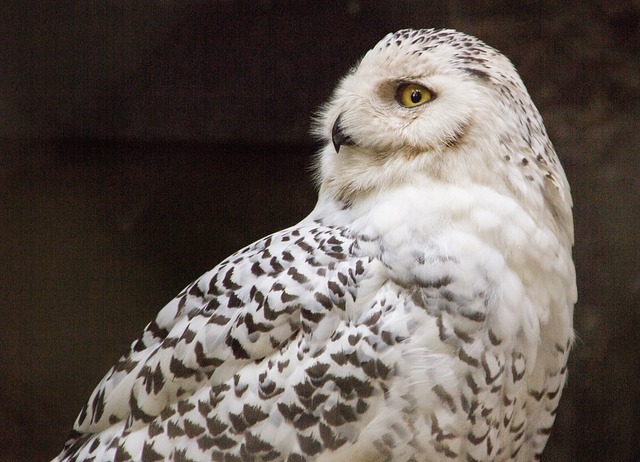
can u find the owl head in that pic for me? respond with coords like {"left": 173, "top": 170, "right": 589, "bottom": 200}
{"left": 313, "top": 29, "right": 571, "bottom": 238}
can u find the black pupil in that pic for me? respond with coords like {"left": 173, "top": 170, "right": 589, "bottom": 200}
{"left": 410, "top": 89, "right": 422, "bottom": 103}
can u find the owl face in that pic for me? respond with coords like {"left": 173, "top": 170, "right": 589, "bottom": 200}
{"left": 314, "top": 29, "right": 570, "bottom": 229}
{"left": 322, "top": 37, "right": 497, "bottom": 156}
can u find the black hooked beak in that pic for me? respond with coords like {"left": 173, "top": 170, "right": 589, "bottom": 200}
{"left": 331, "top": 113, "right": 355, "bottom": 153}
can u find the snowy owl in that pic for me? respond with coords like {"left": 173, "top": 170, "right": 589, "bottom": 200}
{"left": 52, "top": 29, "right": 576, "bottom": 462}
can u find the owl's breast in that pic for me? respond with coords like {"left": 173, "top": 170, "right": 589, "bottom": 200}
{"left": 321, "top": 180, "right": 575, "bottom": 460}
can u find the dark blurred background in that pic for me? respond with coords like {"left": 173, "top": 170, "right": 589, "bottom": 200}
{"left": 0, "top": 1, "right": 638, "bottom": 461}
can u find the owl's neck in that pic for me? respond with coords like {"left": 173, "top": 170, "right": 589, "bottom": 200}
{"left": 308, "top": 178, "right": 574, "bottom": 308}
{"left": 311, "top": 180, "right": 538, "bottom": 245}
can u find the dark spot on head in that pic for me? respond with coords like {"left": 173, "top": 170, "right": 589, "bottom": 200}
{"left": 465, "top": 67, "right": 491, "bottom": 81}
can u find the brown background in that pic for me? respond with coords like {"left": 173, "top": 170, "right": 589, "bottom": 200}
{"left": 1, "top": 1, "right": 638, "bottom": 461}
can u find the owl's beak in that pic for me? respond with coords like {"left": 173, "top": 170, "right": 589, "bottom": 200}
{"left": 332, "top": 113, "right": 355, "bottom": 153}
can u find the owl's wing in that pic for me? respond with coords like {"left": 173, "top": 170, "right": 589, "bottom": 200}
{"left": 59, "top": 222, "right": 366, "bottom": 456}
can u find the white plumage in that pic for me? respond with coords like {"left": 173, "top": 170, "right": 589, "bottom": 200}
{"left": 53, "top": 29, "right": 576, "bottom": 462}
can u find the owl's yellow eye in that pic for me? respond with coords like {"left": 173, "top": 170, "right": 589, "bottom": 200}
{"left": 396, "top": 83, "right": 432, "bottom": 107}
